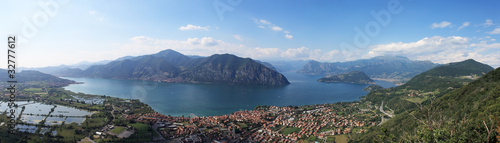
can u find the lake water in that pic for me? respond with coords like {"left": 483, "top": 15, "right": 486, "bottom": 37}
{"left": 0, "top": 101, "right": 93, "bottom": 125}
{"left": 62, "top": 72, "right": 395, "bottom": 117}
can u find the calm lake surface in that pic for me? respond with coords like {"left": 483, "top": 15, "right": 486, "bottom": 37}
{"left": 0, "top": 101, "right": 93, "bottom": 125}
{"left": 62, "top": 72, "right": 395, "bottom": 117}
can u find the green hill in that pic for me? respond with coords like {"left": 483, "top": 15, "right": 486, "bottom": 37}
{"left": 403, "top": 59, "right": 493, "bottom": 91}
{"left": 364, "top": 59, "right": 494, "bottom": 114}
{"left": 318, "top": 71, "right": 375, "bottom": 84}
{"left": 352, "top": 60, "right": 498, "bottom": 142}
{"left": 363, "top": 84, "right": 384, "bottom": 91}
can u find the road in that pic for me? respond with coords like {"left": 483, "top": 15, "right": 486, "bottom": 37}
{"left": 111, "top": 104, "right": 116, "bottom": 121}
{"left": 379, "top": 101, "right": 394, "bottom": 118}
{"left": 152, "top": 120, "right": 166, "bottom": 141}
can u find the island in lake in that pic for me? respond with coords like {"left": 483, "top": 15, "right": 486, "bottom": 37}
{"left": 317, "top": 71, "right": 375, "bottom": 84}
{"left": 363, "top": 84, "right": 384, "bottom": 91}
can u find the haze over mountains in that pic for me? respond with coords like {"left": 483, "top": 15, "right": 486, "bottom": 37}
{"left": 298, "top": 56, "right": 439, "bottom": 84}
{"left": 51, "top": 49, "right": 290, "bottom": 86}
{"left": 20, "top": 49, "right": 497, "bottom": 87}
{"left": 0, "top": 69, "right": 75, "bottom": 87}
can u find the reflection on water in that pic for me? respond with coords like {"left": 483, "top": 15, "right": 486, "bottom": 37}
{"left": 0, "top": 101, "right": 93, "bottom": 125}
{"left": 14, "top": 124, "right": 57, "bottom": 136}
{"left": 63, "top": 72, "right": 397, "bottom": 117}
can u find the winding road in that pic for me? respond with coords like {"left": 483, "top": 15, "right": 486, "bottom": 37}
{"left": 380, "top": 101, "right": 394, "bottom": 118}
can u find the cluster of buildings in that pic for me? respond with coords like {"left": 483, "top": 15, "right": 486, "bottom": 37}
{"left": 119, "top": 103, "right": 379, "bottom": 142}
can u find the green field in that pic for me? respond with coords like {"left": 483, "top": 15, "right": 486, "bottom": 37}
{"left": 110, "top": 126, "right": 127, "bottom": 134}
{"left": 127, "top": 123, "right": 160, "bottom": 140}
{"left": 404, "top": 96, "right": 428, "bottom": 104}
{"left": 237, "top": 122, "right": 248, "bottom": 129}
{"left": 327, "top": 135, "right": 347, "bottom": 143}
{"left": 24, "top": 88, "right": 44, "bottom": 92}
{"left": 282, "top": 127, "right": 301, "bottom": 135}
{"left": 130, "top": 123, "right": 149, "bottom": 134}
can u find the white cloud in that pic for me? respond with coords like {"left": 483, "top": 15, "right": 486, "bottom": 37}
{"left": 367, "top": 36, "right": 468, "bottom": 59}
{"left": 233, "top": 35, "right": 243, "bottom": 41}
{"left": 185, "top": 37, "right": 221, "bottom": 46}
{"left": 281, "top": 47, "right": 320, "bottom": 60}
{"left": 114, "top": 36, "right": 355, "bottom": 62}
{"left": 246, "top": 47, "right": 282, "bottom": 59}
{"left": 115, "top": 36, "right": 500, "bottom": 67}
{"left": 489, "top": 27, "right": 500, "bottom": 34}
{"left": 431, "top": 21, "right": 451, "bottom": 29}
{"left": 278, "top": 47, "right": 359, "bottom": 61}
{"left": 259, "top": 19, "right": 271, "bottom": 25}
{"left": 470, "top": 41, "right": 500, "bottom": 52}
{"left": 200, "top": 37, "right": 220, "bottom": 46}
{"left": 187, "top": 38, "right": 200, "bottom": 45}
{"left": 179, "top": 24, "right": 210, "bottom": 31}
{"left": 117, "top": 36, "right": 245, "bottom": 58}
{"left": 483, "top": 19, "right": 493, "bottom": 27}
{"left": 365, "top": 36, "right": 500, "bottom": 66}
{"left": 457, "top": 22, "right": 470, "bottom": 30}
{"left": 254, "top": 18, "right": 293, "bottom": 40}
{"left": 271, "top": 26, "right": 282, "bottom": 31}
{"left": 89, "top": 11, "right": 96, "bottom": 14}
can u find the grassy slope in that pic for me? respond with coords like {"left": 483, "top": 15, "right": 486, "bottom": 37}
{"left": 353, "top": 67, "right": 500, "bottom": 142}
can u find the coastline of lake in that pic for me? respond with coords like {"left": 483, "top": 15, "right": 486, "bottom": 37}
{"left": 62, "top": 72, "right": 395, "bottom": 117}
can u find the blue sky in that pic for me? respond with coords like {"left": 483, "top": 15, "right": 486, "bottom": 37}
{"left": 1, "top": 0, "right": 500, "bottom": 68}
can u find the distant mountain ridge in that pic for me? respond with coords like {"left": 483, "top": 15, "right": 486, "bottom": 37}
{"left": 298, "top": 56, "right": 439, "bottom": 84}
{"left": 57, "top": 49, "right": 290, "bottom": 86}
{"left": 20, "top": 59, "right": 112, "bottom": 73}
{"left": 0, "top": 69, "right": 75, "bottom": 87}
{"left": 318, "top": 71, "right": 375, "bottom": 84}
{"left": 266, "top": 60, "right": 309, "bottom": 72}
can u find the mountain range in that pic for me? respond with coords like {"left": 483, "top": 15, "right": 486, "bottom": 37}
{"left": 265, "top": 60, "right": 310, "bottom": 72}
{"left": 0, "top": 69, "right": 76, "bottom": 87}
{"left": 53, "top": 49, "right": 290, "bottom": 86}
{"left": 297, "top": 56, "right": 438, "bottom": 84}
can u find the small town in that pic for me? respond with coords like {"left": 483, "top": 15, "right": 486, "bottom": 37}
{"left": 114, "top": 99, "right": 382, "bottom": 142}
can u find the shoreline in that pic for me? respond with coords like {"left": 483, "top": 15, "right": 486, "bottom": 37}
{"left": 60, "top": 74, "right": 375, "bottom": 117}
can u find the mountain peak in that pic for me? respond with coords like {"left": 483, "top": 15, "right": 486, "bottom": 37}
{"left": 67, "top": 51, "right": 289, "bottom": 86}
{"left": 209, "top": 53, "right": 241, "bottom": 58}
{"left": 155, "top": 49, "right": 184, "bottom": 56}
{"left": 431, "top": 59, "right": 493, "bottom": 77}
